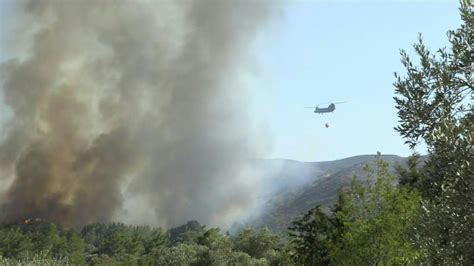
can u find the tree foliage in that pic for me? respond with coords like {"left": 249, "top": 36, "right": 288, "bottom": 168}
{"left": 330, "top": 158, "right": 424, "bottom": 265}
{"left": 393, "top": 1, "right": 473, "bottom": 263}
{"left": 233, "top": 227, "right": 284, "bottom": 264}
{"left": 396, "top": 152, "right": 424, "bottom": 188}
{"left": 288, "top": 156, "right": 424, "bottom": 265}
{"left": 0, "top": 219, "right": 288, "bottom": 265}
{"left": 288, "top": 206, "right": 336, "bottom": 265}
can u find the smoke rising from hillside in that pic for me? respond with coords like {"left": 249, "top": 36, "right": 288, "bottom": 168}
{"left": 0, "top": 0, "right": 276, "bottom": 227}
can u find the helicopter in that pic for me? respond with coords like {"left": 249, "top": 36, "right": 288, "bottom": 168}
{"left": 304, "top": 102, "right": 346, "bottom": 114}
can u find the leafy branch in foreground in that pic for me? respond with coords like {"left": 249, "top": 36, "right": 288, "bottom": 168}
{"left": 393, "top": 1, "right": 473, "bottom": 263}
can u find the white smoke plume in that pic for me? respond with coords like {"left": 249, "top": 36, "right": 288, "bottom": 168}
{"left": 0, "top": 0, "right": 278, "bottom": 228}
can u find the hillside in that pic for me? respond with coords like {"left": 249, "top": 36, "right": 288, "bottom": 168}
{"left": 249, "top": 154, "right": 415, "bottom": 235}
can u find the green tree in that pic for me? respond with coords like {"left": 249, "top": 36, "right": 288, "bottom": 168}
{"left": 65, "top": 230, "right": 86, "bottom": 265}
{"left": 396, "top": 152, "right": 424, "bottom": 188}
{"left": 195, "top": 228, "right": 228, "bottom": 264}
{"left": 28, "top": 222, "right": 61, "bottom": 256}
{"left": 168, "top": 220, "right": 206, "bottom": 245}
{"left": 226, "top": 251, "right": 268, "bottom": 265}
{"left": 393, "top": 1, "right": 473, "bottom": 263}
{"left": 234, "top": 228, "right": 281, "bottom": 260}
{"left": 330, "top": 158, "right": 424, "bottom": 265}
{"left": 102, "top": 230, "right": 128, "bottom": 258}
{"left": 152, "top": 243, "right": 208, "bottom": 265}
{"left": 0, "top": 228, "right": 32, "bottom": 259}
{"left": 288, "top": 206, "right": 335, "bottom": 265}
{"left": 140, "top": 226, "right": 168, "bottom": 254}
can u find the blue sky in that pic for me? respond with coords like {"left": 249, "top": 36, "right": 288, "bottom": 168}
{"left": 253, "top": 0, "right": 461, "bottom": 161}
{"left": 0, "top": 0, "right": 462, "bottom": 162}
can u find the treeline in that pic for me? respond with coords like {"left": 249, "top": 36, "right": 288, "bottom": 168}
{"left": 288, "top": 156, "right": 424, "bottom": 265}
{"left": 0, "top": 219, "right": 289, "bottom": 265}
{"left": 0, "top": 149, "right": 469, "bottom": 265}
{"left": 0, "top": 155, "right": 435, "bottom": 266}
{"left": 0, "top": 155, "right": 440, "bottom": 265}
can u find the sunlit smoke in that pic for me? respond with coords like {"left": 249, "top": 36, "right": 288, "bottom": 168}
{"left": 0, "top": 0, "right": 277, "bottom": 228}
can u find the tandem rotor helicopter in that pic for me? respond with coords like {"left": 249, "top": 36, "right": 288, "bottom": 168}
{"left": 304, "top": 102, "right": 346, "bottom": 128}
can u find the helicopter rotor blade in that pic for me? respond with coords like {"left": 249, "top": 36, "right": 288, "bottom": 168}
{"left": 333, "top": 101, "right": 347, "bottom": 104}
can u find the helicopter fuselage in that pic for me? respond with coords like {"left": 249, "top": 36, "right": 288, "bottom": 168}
{"left": 314, "top": 103, "right": 336, "bottom": 114}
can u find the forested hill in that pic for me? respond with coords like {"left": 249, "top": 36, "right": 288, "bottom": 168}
{"left": 249, "top": 154, "right": 416, "bottom": 235}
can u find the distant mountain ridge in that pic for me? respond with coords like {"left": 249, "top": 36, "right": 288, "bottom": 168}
{"left": 247, "top": 154, "right": 417, "bottom": 235}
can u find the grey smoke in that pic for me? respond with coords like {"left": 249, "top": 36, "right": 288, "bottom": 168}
{"left": 0, "top": 0, "right": 277, "bottom": 228}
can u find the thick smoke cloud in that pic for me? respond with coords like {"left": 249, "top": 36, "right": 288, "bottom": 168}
{"left": 0, "top": 0, "right": 276, "bottom": 228}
